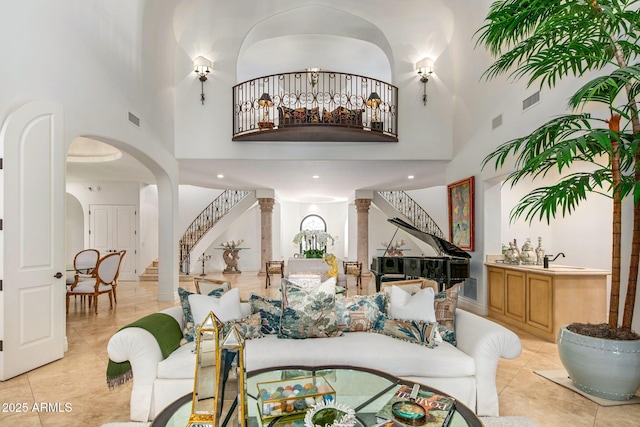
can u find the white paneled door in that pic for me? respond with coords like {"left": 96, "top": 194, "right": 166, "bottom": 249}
{"left": 89, "top": 205, "right": 137, "bottom": 280}
{"left": 0, "top": 101, "right": 65, "bottom": 380}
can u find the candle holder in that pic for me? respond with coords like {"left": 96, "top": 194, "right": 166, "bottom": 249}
{"left": 197, "top": 253, "right": 212, "bottom": 276}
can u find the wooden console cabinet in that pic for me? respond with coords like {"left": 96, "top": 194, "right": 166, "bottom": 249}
{"left": 486, "top": 263, "right": 609, "bottom": 342}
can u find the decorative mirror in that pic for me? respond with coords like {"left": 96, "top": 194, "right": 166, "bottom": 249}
{"left": 187, "top": 311, "right": 224, "bottom": 427}
{"left": 219, "top": 324, "right": 248, "bottom": 427}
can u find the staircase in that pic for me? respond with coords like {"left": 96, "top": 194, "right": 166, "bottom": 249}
{"left": 179, "top": 190, "right": 254, "bottom": 275}
{"left": 374, "top": 190, "right": 446, "bottom": 250}
{"left": 139, "top": 259, "right": 192, "bottom": 282}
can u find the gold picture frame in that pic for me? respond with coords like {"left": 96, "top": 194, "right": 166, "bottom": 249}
{"left": 447, "top": 176, "right": 475, "bottom": 251}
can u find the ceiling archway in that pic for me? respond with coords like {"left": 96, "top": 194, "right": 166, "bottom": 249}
{"left": 237, "top": 5, "right": 393, "bottom": 83}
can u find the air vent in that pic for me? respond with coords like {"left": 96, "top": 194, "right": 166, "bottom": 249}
{"left": 522, "top": 91, "right": 540, "bottom": 111}
{"left": 128, "top": 112, "right": 140, "bottom": 127}
{"left": 492, "top": 114, "right": 503, "bottom": 130}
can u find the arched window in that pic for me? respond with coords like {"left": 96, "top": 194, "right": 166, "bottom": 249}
{"left": 300, "top": 214, "right": 326, "bottom": 233}
{"left": 298, "top": 214, "right": 327, "bottom": 254}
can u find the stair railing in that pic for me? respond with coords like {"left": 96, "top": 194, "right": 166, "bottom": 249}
{"left": 377, "top": 191, "right": 446, "bottom": 239}
{"left": 179, "top": 190, "right": 251, "bottom": 274}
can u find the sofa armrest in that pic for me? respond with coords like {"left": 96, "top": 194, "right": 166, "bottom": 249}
{"left": 107, "top": 307, "right": 185, "bottom": 422}
{"left": 454, "top": 309, "right": 522, "bottom": 416}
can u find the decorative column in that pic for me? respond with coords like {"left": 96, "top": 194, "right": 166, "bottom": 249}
{"left": 258, "top": 198, "right": 275, "bottom": 276}
{"left": 355, "top": 198, "right": 372, "bottom": 276}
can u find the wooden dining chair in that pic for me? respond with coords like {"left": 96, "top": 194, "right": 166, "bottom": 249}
{"left": 111, "top": 250, "right": 127, "bottom": 304}
{"left": 265, "top": 260, "right": 285, "bottom": 288}
{"left": 67, "top": 249, "right": 100, "bottom": 285}
{"left": 66, "top": 252, "right": 120, "bottom": 315}
{"left": 343, "top": 261, "right": 362, "bottom": 289}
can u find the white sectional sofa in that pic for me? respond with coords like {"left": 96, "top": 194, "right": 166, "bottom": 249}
{"left": 107, "top": 303, "right": 522, "bottom": 422}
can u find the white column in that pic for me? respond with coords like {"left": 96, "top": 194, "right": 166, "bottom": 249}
{"left": 258, "top": 198, "right": 275, "bottom": 276}
{"left": 355, "top": 198, "right": 372, "bottom": 276}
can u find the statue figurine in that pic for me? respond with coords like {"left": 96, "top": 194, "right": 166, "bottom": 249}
{"left": 535, "top": 237, "right": 545, "bottom": 265}
{"left": 520, "top": 238, "right": 536, "bottom": 264}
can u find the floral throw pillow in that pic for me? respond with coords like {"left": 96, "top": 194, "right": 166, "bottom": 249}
{"left": 335, "top": 293, "right": 387, "bottom": 332}
{"left": 278, "top": 277, "right": 341, "bottom": 339}
{"left": 434, "top": 283, "right": 460, "bottom": 346}
{"left": 373, "top": 315, "right": 439, "bottom": 348}
{"left": 249, "top": 293, "right": 282, "bottom": 334}
{"left": 178, "top": 286, "right": 226, "bottom": 345}
{"left": 223, "top": 313, "right": 264, "bottom": 340}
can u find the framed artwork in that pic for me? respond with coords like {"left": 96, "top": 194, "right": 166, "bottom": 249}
{"left": 447, "top": 176, "right": 475, "bottom": 251}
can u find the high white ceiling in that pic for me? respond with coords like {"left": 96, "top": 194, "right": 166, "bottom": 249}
{"left": 66, "top": 148, "right": 448, "bottom": 202}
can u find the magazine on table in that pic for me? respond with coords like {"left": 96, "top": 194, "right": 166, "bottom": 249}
{"left": 375, "top": 384, "right": 456, "bottom": 427}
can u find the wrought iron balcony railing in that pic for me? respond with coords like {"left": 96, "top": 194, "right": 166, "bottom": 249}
{"left": 232, "top": 71, "right": 398, "bottom": 142}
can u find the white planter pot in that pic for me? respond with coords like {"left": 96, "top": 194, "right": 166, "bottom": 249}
{"left": 558, "top": 325, "right": 640, "bottom": 400}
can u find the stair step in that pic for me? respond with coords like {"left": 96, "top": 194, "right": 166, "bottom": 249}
{"left": 139, "top": 273, "right": 193, "bottom": 282}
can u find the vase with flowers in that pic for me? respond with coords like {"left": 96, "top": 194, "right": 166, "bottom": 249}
{"left": 293, "top": 230, "right": 336, "bottom": 258}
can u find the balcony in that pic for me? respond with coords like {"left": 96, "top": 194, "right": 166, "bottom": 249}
{"left": 232, "top": 70, "right": 398, "bottom": 142}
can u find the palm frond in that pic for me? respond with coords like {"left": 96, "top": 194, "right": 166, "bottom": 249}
{"left": 509, "top": 170, "right": 613, "bottom": 224}
{"left": 570, "top": 65, "right": 640, "bottom": 109}
{"left": 476, "top": 0, "right": 640, "bottom": 87}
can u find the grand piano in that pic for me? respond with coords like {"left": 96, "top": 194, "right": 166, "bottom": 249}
{"left": 370, "top": 218, "right": 471, "bottom": 292}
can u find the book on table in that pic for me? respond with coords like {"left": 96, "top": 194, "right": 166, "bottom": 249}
{"left": 375, "top": 384, "right": 456, "bottom": 427}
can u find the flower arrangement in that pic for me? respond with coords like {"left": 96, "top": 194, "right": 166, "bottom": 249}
{"left": 293, "top": 230, "right": 336, "bottom": 247}
{"left": 220, "top": 239, "right": 243, "bottom": 249}
{"left": 381, "top": 240, "right": 406, "bottom": 250}
{"left": 293, "top": 230, "right": 336, "bottom": 259}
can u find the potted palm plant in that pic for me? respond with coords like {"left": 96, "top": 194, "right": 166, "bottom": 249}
{"left": 477, "top": 0, "right": 640, "bottom": 400}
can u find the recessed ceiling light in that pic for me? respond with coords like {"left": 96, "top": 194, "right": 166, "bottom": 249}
{"left": 312, "top": 175, "right": 320, "bottom": 179}
{"left": 408, "top": 175, "right": 415, "bottom": 179}
{"left": 217, "top": 174, "right": 224, "bottom": 179}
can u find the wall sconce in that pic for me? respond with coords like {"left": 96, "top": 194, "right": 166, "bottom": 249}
{"left": 193, "top": 56, "right": 212, "bottom": 105}
{"left": 416, "top": 57, "right": 434, "bottom": 106}
{"left": 306, "top": 67, "right": 320, "bottom": 88}
{"left": 258, "top": 93, "right": 273, "bottom": 123}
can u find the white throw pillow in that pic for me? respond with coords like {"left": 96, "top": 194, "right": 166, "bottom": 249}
{"left": 188, "top": 287, "right": 242, "bottom": 327}
{"left": 389, "top": 285, "right": 436, "bottom": 322}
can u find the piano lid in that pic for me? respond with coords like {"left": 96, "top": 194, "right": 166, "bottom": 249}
{"left": 387, "top": 217, "right": 472, "bottom": 259}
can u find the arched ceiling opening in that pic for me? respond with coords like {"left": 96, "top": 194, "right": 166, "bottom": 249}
{"left": 237, "top": 5, "right": 393, "bottom": 83}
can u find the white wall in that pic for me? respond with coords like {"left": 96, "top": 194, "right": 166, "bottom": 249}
{"left": 173, "top": 1, "right": 457, "bottom": 162}
{"left": 65, "top": 194, "right": 85, "bottom": 266}
{"left": 0, "top": 0, "right": 182, "bottom": 298}
{"left": 178, "top": 186, "right": 224, "bottom": 235}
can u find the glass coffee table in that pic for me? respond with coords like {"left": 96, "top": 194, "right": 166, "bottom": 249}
{"left": 152, "top": 366, "right": 482, "bottom": 427}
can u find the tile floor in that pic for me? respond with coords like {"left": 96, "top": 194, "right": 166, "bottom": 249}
{"left": 1, "top": 272, "right": 639, "bottom": 426}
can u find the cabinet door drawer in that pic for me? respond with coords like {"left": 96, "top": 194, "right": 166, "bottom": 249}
{"left": 505, "top": 270, "right": 526, "bottom": 322}
{"left": 487, "top": 267, "right": 505, "bottom": 315}
{"left": 526, "top": 273, "right": 553, "bottom": 332}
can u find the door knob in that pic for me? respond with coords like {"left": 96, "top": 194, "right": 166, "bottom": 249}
{"left": 54, "top": 272, "right": 63, "bottom": 279}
